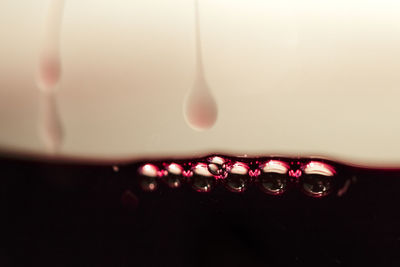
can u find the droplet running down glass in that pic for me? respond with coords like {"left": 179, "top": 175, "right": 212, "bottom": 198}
{"left": 183, "top": 0, "right": 218, "bottom": 131}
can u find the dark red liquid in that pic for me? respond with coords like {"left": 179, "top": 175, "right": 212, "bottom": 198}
{"left": 136, "top": 155, "right": 351, "bottom": 198}
{"left": 2, "top": 153, "right": 400, "bottom": 266}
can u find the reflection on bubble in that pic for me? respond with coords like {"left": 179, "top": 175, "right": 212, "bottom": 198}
{"left": 304, "top": 161, "right": 336, "bottom": 176}
{"left": 262, "top": 160, "right": 289, "bottom": 174}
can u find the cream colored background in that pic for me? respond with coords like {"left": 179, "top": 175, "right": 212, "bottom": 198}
{"left": 1, "top": 0, "right": 400, "bottom": 166}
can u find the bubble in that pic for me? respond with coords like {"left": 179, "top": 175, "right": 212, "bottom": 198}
{"left": 164, "top": 163, "right": 184, "bottom": 189}
{"left": 191, "top": 163, "right": 215, "bottom": 193}
{"left": 225, "top": 162, "right": 249, "bottom": 193}
{"left": 258, "top": 160, "right": 289, "bottom": 195}
{"left": 207, "top": 156, "right": 229, "bottom": 179}
{"left": 301, "top": 161, "right": 335, "bottom": 197}
{"left": 301, "top": 174, "right": 333, "bottom": 197}
{"left": 138, "top": 164, "right": 159, "bottom": 192}
{"left": 258, "top": 172, "right": 288, "bottom": 195}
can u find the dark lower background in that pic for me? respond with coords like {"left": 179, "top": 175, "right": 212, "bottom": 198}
{"left": 2, "top": 155, "right": 400, "bottom": 267}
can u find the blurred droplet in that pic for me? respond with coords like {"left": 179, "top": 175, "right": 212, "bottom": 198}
{"left": 140, "top": 177, "right": 158, "bottom": 192}
{"left": 164, "top": 163, "right": 183, "bottom": 189}
{"left": 138, "top": 164, "right": 159, "bottom": 192}
{"left": 39, "top": 91, "right": 63, "bottom": 153}
{"left": 37, "top": 1, "right": 65, "bottom": 153}
{"left": 38, "top": 52, "right": 61, "bottom": 92}
{"left": 37, "top": 0, "right": 65, "bottom": 92}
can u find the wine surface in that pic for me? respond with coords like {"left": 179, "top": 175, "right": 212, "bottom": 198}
{"left": 3, "top": 153, "right": 400, "bottom": 266}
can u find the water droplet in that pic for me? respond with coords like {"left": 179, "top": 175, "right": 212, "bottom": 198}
{"left": 164, "top": 163, "right": 183, "bottom": 188}
{"left": 225, "top": 162, "right": 249, "bottom": 193}
{"left": 183, "top": 0, "right": 218, "bottom": 131}
{"left": 191, "top": 163, "right": 215, "bottom": 193}
{"left": 39, "top": 91, "right": 63, "bottom": 153}
{"left": 301, "top": 174, "right": 332, "bottom": 197}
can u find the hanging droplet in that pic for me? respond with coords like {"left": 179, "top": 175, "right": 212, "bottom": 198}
{"left": 225, "top": 162, "right": 249, "bottom": 193}
{"left": 184, "top": 80, "right": 218, "bottom": 131}
{"left": 183, "top": 0, "right": 218, "bottom": 131}
{"left": 191, "top": 163, "right": 215, "bottom": 193}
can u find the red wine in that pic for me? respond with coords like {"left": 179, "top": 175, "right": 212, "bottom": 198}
{"left": 3, "top": 152, "right": 400, "bottom": 266}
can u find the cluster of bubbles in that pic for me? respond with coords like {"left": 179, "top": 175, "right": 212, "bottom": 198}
{"left": 137, "top": 156, "right": 337, "bottom": 198}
